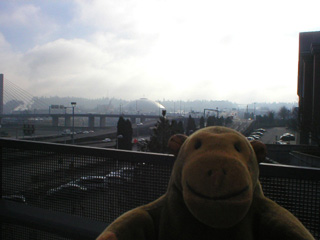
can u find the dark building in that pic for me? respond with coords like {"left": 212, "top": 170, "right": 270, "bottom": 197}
{"left": 297, "top": 31, "right": 320, "bottom": 144}
{"left": 0, "top": 73, "right": 3, "bottom": 115}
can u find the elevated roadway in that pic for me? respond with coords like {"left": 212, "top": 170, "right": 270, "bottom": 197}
{"left": 30, "top": 120, "right": 157, "bottom": 147}
{"left": 0, "top": 113, "right": 165, "bottom": 128}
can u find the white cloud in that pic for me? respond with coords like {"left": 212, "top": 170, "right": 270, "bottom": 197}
{"left": 0, "top": 3, "right": 59, "bottom": 51}
{"left": 0, "top": 32, "right": 11, "bottom": 51}
{"left": 0, "top": 36, "right": 152, "bottom": 99}
{"left": 0, "top": 4, "right": 40, "bottom": 25}
{"left": 74, "top": 0, "right": 137, "bottom": 33}
{"left": 1, "top": 0, "right": 320, "bottom": 104}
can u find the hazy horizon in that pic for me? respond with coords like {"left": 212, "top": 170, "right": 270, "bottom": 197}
{"left": 1, "top": 1, "right": 319, "bottom": 103}
{"left": 6, "top": 95, "right": 296, "bottom": 113}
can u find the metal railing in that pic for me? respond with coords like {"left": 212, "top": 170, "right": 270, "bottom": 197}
{"left": 1, "top": 199, "right": 106, "bottom": 240}
{"left": 1, "top": 138, "right": 319, "bottom": 239}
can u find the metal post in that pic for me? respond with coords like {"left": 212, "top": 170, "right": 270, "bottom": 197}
{"left": 64, "top": 107, "right": 67, "bottom": 127}
{"left": 71, "top": 102, "right": 76, "bottom": 144}
{"left": 72, "top": 106, "right": 75, "bottom": 144}
{"left": 137, "top": 124, "right": 139, "bottom": 139}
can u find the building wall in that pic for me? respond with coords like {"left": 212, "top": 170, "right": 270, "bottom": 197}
{"left": 266, "top": 144, "right": 320, "bottom": 166}
{"left": 0, "top": 73, "right": 3, "bottom": 115}
{"left": 297, "top": 32, "right": 320, "bottom": 144}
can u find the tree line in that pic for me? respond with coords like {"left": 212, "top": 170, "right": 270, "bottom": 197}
{"left": 117, "top": 105, "right": 319, "bottom": 150}
{"left": 116, "top": 113, "right": 233, "bottom": 153}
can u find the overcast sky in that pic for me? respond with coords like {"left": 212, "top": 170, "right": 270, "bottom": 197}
{"left": 0, "top": 0, "right": 319, "bottom": 104}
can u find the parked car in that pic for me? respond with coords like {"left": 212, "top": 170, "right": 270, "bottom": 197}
{"left": 255, "top": 128, "right": 266, "bottom": 132}
{"left": 102, "top": 138, "right": 112, "bottom": 142}
{"left": 106, "top": 167, "right": 135, "bottom": 183}
{"left": 276, "top": 140, "right": 288, "bottom": 145}
{"left": 105, "top": 174, "right": 126, "bottom": 185}
{"left": 106, "top": 165, "right": 148, "bottom": 185}
{"left": 45, "top": 183, "right": 87, "bottom": 200}
{"left": 70, "top": 176, "right": 108, "bottom": 191}
{"left": 247, "top": 137, "right": 255, "bottom": 141}
{"left": 251, "top": 132, "right": 263, "bottom": 136}
{"left": 61, "top": 129, "right": 71, "bottom": 135}
{"left": 280, "top": 133, "right": 295, "bottom": 141}
{"left": 250, "top": 135, "right": 260, "bottom": 140}
{"left": 2, "top": 194, "right": 27, "bottom": 204}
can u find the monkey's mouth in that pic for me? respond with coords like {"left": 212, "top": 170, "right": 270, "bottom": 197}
{"left": 186, "top": 182, "right": 249, "bottom": 201}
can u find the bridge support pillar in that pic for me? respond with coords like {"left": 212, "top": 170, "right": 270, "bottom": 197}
{"left": 65, "top": 116, "right": 71, "bottom": 127}
{"left": 88, "top": 116, "right": 95, "bottom": 129}
{"left": 52, "top": 116, "right": 59, "bottom": 127}
{"left": 140, "top": 117, "right": 145, "bottom": 123}
{"left": 100, "top": 117, "right": 106, "bottom": 127}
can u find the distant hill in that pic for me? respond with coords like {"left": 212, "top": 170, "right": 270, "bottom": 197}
{"left": 3, "top": 96, "right": 297, "bottom": 115}
{"left": 158, "top": 100, "right": 238, "bottom": 114}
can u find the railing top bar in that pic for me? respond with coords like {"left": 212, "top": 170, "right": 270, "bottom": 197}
{"left": 0, "top": 138, "right": 175, "bottom": 164}
{"left": 1, "top": 138, "right": 319, "bottom": 179}
{"left": 260, "top": 162, "right": 320, "bottom": 180}
{"left": 0, "top": 199, "right": 107, "bottom": 240}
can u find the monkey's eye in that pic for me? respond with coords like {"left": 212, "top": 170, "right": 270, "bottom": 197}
{"left": 234, "top": 143, "right": 241, "bottom": 152}
{"left": 194, "top": 140, "right": 202, "bottom": 150}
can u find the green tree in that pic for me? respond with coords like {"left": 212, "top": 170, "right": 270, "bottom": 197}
{"left": 207, "top": 116, "right": 216, "bottom": 126}
{"left": 117, "top": 116, "right": 125, "bottom": 149}
{"left": 177, "top": 121, "right": 184, "bottom": 134}
{"left": 288, "top": 108, "right": 299, "bottom": 131}
{"left": 278, "top": 106, "right": 290, "bottom": 120}
{"left": 170, "top": 120, "right": 178, "bottom": 135}
{"left": 267, "top": 111, "right": 275, "bottom": 124}
{"left": 216, "top": 116, "right": 224, "bottom": 126}
{"left": 199, "top": 116, "right": 205, "bottom": 129}
{"left": 147, "top": 115, "right": 172, "bottom": 153}
{"left": 170, "top": 120, "right": 184, "bottom": 135}
{"left": 124, "top": 119, "right": 133, "bottom": 149}
{"left": 117, "top": 116, "right": 132, "bottom": 150}
{"left": 186, "top": 115, "right": 196, "bottom": 135}
{"left": 225, "top": 116, "right": 233, "bottom": 126}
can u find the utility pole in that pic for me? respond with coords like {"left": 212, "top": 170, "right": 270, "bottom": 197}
{"left": 71, "top": 102, "right": 77, "bottom": 144}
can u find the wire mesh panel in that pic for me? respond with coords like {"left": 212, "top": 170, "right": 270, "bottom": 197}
{"left": 1, "top": 139, "right": 174, "bottom": 239}
{"left": 2, "top": 223, "right": 70, "bottom": 240}
{"left": 260, "top": 164, "right": 320, "bottom": 239}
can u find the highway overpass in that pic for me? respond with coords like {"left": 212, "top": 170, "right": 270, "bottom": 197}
{"left": 0, "top": 113, "right": 171, "bottom": 128}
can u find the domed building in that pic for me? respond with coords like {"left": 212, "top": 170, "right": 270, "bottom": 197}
{"left": 123, "top": 98, "right": 165, "bottom": 114}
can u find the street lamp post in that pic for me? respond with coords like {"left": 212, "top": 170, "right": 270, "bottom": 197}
{"left": 64, "top": 107, "right": 67, "bottom": 144}
{"left": 71, "top": 102, "right": 76, "bottom": 144}
{"left": 137, "top": 123, "right": 139, "bottom": 139}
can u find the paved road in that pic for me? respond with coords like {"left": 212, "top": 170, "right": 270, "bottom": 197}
{"left": 228, "top": 118, "right": 253, "bottom": 133}
{"left": 19, "top": 120, "right": 157, "bottom": 144}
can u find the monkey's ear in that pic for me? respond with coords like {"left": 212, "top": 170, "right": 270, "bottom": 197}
{"left": 250, "top": 140, "right": 267, "bottom": 163}
{"left": 168, "top": 134, "right": 188, "bottom": 157}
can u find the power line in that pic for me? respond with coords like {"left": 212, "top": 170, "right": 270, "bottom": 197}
{"left": 3, "top": 78, "right": 49, "bottom": 110}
